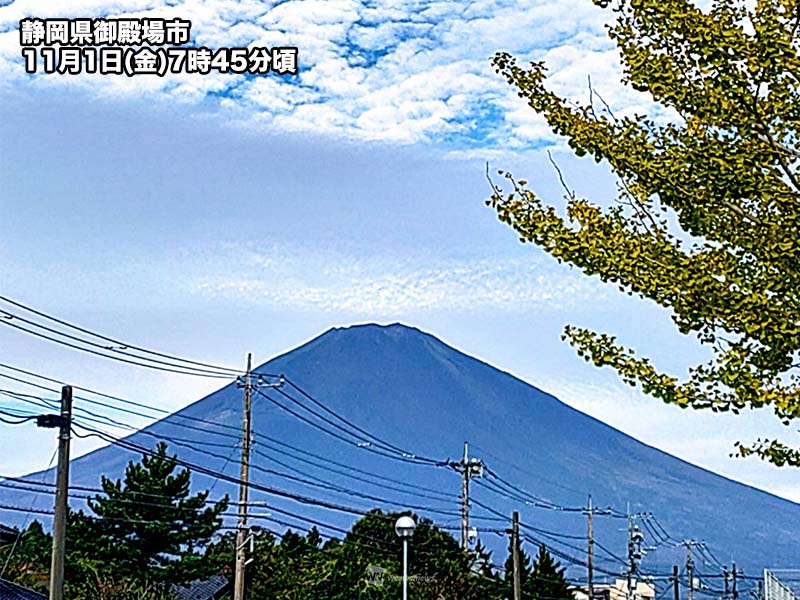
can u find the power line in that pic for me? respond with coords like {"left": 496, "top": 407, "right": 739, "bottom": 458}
{"left": 284, "top": 377, "right": 443, "bottom": 464}
{"left": 254, "top": 388, "right": 445, "bottom": 466}
{"left": 0, "top": 447, "right": 58, "bottom": 579}
{"left": 0, "top": 364, "right": 243, "bottom": 438}
{"left": 0, "top": 294, "right": 262, "bottom": 377}
{"left": 0, "top": 316, "right": 237, "bottom": 379}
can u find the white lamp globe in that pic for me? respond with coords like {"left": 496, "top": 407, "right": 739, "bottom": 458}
{"left": 395, "top": 515, "right": 417, "bottom": 538}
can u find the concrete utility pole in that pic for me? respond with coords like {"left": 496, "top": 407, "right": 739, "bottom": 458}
{"left": 587, "top": 496, "right": 594, "bottom": 600}
{"left": 233, "top": 354, "right": 253, "bottom": 600}
{"left": 627, "top": 513, "right": 635, "bottom": 600}
{"left": 461, "top": 442, "right": 470, "bottom": 550}
{"left": 626, "top": 512, "right": 645, "bottom": 600}
{"left": 456, "top": 442, "right": 482, "bottom": 550}
{"left": 232, "top": 356, "right": 283, "bottom": 600}
{"left": 724, "top": 565, "right": 730, "bottom": 600}
{"left": 684, "top": 542, "right": 696, "bottom": 600}
{"left": 672, "top": 566, "right": 680, "bottom": 600}
{"left": 512, "top": 511, "right": 521, "bottom": 600}
{"left": 49, "top": 385, "right": 72, "bottom": 600}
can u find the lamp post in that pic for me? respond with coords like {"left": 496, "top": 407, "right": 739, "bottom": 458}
{"left": 395, "top": 515, "right": 417, "bottom": 600}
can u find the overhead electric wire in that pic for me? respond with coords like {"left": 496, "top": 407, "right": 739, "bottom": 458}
{"left": 0, "top": 316, "right": 239, "bottom": 379}
{"left": 594, "top": 539, "right": 628, "bottom": 564}
{"left": 0, "top": 364, "right": 243, "bottom": 439}
{"left": 251, "top": 441, "right": 456, "bottom": 503}
{"left": 0, "top": 381, "right": 463, "bottom": 515}
{"left": 255, "top": 388, "right": 443, "bottom": 466}
{"left": 0, "top": 446, "right": 57, "bottom": 580}
{"left": 284, "top": 377, "right": 443, "bottom": 464}
{"left": 474, "top": 477, "right": 560, "bottom": 511}
{"left": 0, "top": 294, "right": 265, "bottom": 377}
{"left": 68, "top": 422, "right": 494, "bottom": 530}
{"left": 468, "top": 496, "right": 623, "bottom": 572}
{"left": 270, "top": 386, "right": 448, "bottom": 466}
{"left": 0, "top": 485, "right": 468, "bottom": 566}
{"left": 71, "top": 422, "right": 372, "bottom": 517}
{"left": 647, "top": 514, "right": 679, "bottom": 543}
{"left": 0, "top": 308, "right": 240, "bottom": 379}
{"left": 3, "top": 382, "right": 461, "bottom": 512}
{"left": 696, "top": 543, "right": 725, "bottom": 569}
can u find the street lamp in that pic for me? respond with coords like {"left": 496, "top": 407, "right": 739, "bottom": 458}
{"left": 395, "top": 515, "right": 416, "bottom": 600}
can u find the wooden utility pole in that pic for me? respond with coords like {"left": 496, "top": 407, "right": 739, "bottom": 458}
{"left": 512, "top": 511, "right": 521, "bottom": 600}
{"left": 49, "top": 385, "right": 72, "bottom": 600}
{"left": 233, "top": 354, "right": 253, "bottom": 600}
{"left": 732, "top": 562, "right": 738, "bottom": 600}
{"left": 587, "top": 496, "right": 594, "bottom": 600}
{"left": 672, "top": 566, "right": 680, "bottom": 600}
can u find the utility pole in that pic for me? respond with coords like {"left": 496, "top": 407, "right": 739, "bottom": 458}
{"left": 512, "top": 511, "right": 521, "bottom": 600}
{"left": 232, "top": 357, "right": 283, "bottom": 600}
{"left": 627, "top": 510, "right": 645, "bottom": 600}
{"left": 732, "top": 562, "right": 738, "bottom": 600}
{"left": 461, "top": 442, "right": 470, "bottom": 550}
{"left": 627, "top": 512, "right": 634, "bottom": 600}
{"left": 672, "top": 566, "right": 679, "bottom": 600}
{"left": 49, "top": 385, "right": 72, "bottom": 600}
{"left": 233, "top": 354, "right": 253, "bottom": 600}
{"left": 587, "top": 496, "right": 594, "bottom": 600}
{"left": 684, "top": 542, "right": 696, "bottom": 600}
{"left": 724, "top": 566, "right": 730, "bottom": 600}
{"left": 455, "top": 442, "right": 482, "bottom": 550}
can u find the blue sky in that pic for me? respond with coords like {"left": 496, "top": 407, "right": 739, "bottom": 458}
{"left": 1, "top": 0, "right": 799, "bottom": 507}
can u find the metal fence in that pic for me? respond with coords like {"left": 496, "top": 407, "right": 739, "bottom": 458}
{"left": 765, "top": 570, "right": 800, "bottom": 600}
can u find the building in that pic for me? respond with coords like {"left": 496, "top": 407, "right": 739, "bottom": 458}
{"left": 0, "top": 578, "right": 47, "bottom": 600}
{"left": 573, "top": 578, "right": 656, "bottom": 600}
{"left": 170, "top": 575, "right": 230, "bottom": 600}
{"left": 0, "top": 524, "right": 17, "bottom": 546}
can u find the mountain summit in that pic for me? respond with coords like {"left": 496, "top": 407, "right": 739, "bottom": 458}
{"left": 3, "top": 323, "right": 798, "bottom": 573}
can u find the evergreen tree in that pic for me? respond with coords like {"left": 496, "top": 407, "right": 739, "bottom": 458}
{"left": 503, "top": 533, "right": 533, "bottom": 600}
{"left": 503, "top": 542, "right": 572, "bottom": 600}
{"left": 76, "top": 442, "right": 228, "bottom": 584}
{"left": 528, "top": 545, "right": 572, "bottom": 600}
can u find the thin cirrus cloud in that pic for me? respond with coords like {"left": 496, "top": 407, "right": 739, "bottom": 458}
{"left": 195, "top": 244, "right": 611, "bottom": 314}
{"left": 0, "top": 0, "right": 658, "bottom": 149}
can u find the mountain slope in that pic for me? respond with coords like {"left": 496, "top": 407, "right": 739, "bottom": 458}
{"left": 2, "top": 323, "right": 798, "bottom": 575}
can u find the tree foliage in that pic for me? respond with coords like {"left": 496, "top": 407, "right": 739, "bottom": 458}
{"left": 487, "top": 0, "right": 800, "bottom": 465}
{"left": 78, "top": 441, "right": 229, "bottom": 584}
{"left": 0, "top": 443, "right": 227, "bottom": 598}
{"left": 0, "top": 520, "right": 51, "bottom": 592}
{"left": 504, "top": 540, "right": 573, "bottom": 600}
{"left": 205, "top": 509, "right": 504, "bottom": 600}
{"left": 3, "top": 500, "right": 571, "bottom": 599}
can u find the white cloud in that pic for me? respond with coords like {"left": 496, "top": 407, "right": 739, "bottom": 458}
{"left": 0, "top": 0, "right": 663, "bottom": 148}
{"left": 195, "top": 242, "right": 611, "bottom": 314}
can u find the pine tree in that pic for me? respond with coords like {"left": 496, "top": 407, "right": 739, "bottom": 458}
{"left": 528, "top": 545, "right": 572, "bottom": 600}
{"left": 504, "top": 533, "right": 532, "bottom": 599}
{"left": 80, "top": 442, "right": 228, "bottom": 584}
